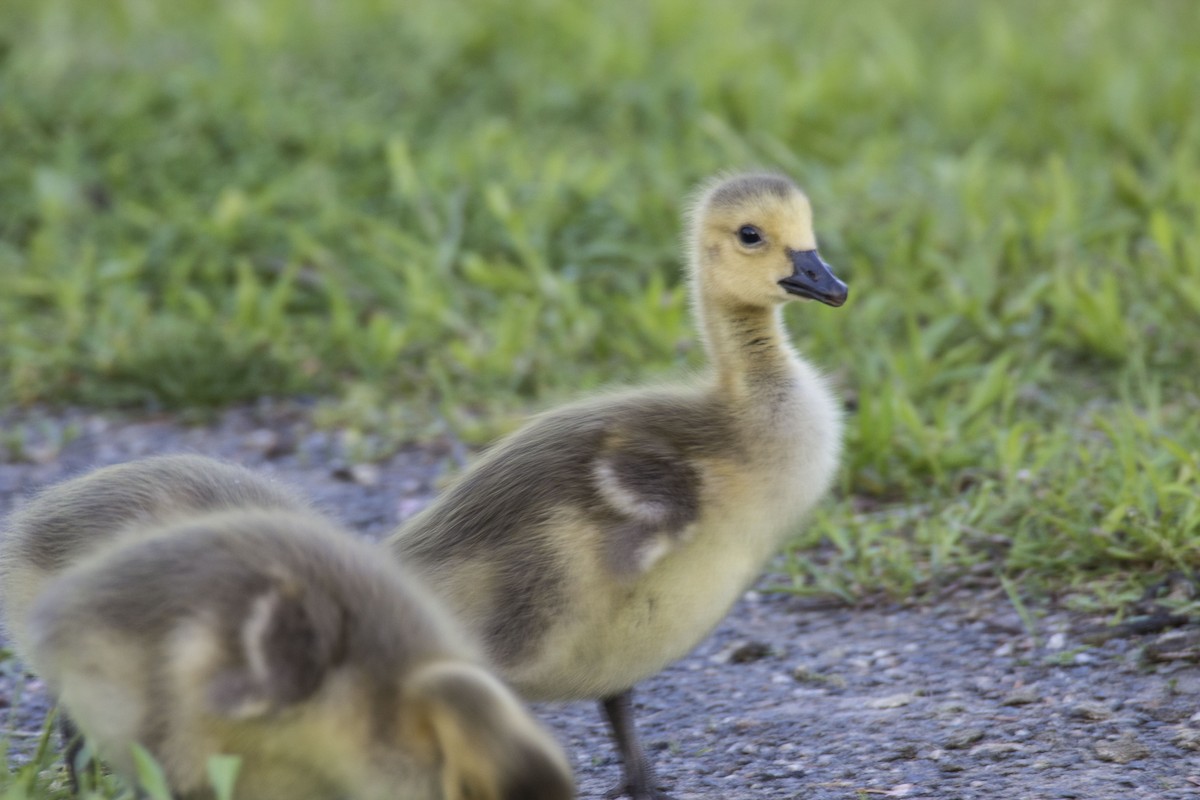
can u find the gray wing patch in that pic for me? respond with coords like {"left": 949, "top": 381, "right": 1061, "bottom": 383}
{"left": 591, "top": 436, "right": 703, "bottom": 575}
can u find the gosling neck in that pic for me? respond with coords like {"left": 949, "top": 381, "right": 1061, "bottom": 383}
{"left": 693, "top": 289, "right": 800, "bottom": 400}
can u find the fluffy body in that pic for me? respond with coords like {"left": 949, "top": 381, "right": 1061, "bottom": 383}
{"left": 391, "top": 379, "right": 839, "bottom": 700}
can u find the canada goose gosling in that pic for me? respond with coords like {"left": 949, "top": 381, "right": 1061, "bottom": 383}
{"left": 387, "top": 173, "right": 847, "bottom": 799}
{"left": 0, "top": 453, "right": 314, "bottom": 785}
{"left": 1, "top": 458, "right": 574, "bottom": 800}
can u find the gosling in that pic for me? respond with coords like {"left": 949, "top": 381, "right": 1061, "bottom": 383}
{"left": 1, "top": 454, "right": 310, "bottom": 655}
{"left": 1, "top": 458, "right": 574, "bottom": 800}
{"left": 387, "top": 173, "right": 848, "bottom": 798}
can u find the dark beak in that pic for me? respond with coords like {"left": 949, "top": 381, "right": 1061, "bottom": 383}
{"left": 779, "top": 249, "right": 848, "bottom": 307}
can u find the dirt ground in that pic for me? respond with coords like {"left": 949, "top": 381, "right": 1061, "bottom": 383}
{"left": 2, "top": 403, "right": 1198, "bottom": 799}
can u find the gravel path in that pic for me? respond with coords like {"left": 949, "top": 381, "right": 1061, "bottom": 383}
{"left": 2, "top": 404, "right": 1198, "bottom": 799}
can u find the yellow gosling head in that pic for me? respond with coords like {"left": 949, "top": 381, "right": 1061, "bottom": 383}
{"left": 688, "top": 173, "right": 847, "bottom": 310}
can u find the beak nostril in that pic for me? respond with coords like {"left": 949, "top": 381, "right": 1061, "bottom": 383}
{"left": 805, "top": 270, "right": 817, "bottom": 280}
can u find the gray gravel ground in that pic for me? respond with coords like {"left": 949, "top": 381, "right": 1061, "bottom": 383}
{"left": 2, "top": 403, "right": 1198, "bottom": 799}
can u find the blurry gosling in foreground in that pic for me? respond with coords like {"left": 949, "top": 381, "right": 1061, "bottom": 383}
{"left": 0, "top": 456, "right": 574, "bottom": 800}
{"left": 387, "top": 173, "right": 848, "bottom": 799}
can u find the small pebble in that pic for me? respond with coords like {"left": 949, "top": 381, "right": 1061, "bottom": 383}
{"left": 1001, "top": 687, "right": 1040, "bottom": 706}
{"left": 1173, "top": 728, "right": 1200, "bottom": 751}
{"left": 1094, "top": 731, "right": 1151, "bottom": 764}
{"left": 729, "top": 641, "right": 772, "bottom": 664}
{"left": 330, "top": 461, "right": 381, "bottom": 486}
{"left": 943, "top": 728, "right": 985, "bottom": 750}
{"left": 869, "top": 693, "right": 914, "bottom": 709}
{"left": 970, "top": 742, "right": 1024, "bottom": 760}
{"left": 1068, "top": 701, "right": 1113, "bottom": 721}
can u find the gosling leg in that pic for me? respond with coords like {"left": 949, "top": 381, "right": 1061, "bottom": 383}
{"left": 600, "top": 690, "right": 671, "bottom": 800}
{"left": 59, "top": 712, "right": 84, "bottom": 794}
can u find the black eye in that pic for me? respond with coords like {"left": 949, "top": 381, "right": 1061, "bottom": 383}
{"left": 737, "top": 225, "right": 763, "bottom": 246}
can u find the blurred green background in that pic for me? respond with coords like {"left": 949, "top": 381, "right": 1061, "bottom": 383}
{"left": 0, "top": 0, "right": 1197, "bottom": 602}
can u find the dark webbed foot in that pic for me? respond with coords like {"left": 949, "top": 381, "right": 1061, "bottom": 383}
{"left": 599, "top": 690, "right": 673, "bottom": 800}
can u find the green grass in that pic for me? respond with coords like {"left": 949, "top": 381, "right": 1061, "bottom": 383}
{"left": 2, "top": 4, "right": 1199, "bottom": 793}
{"left": 0, "top": 0, "right": 1198, "bottom": 671}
